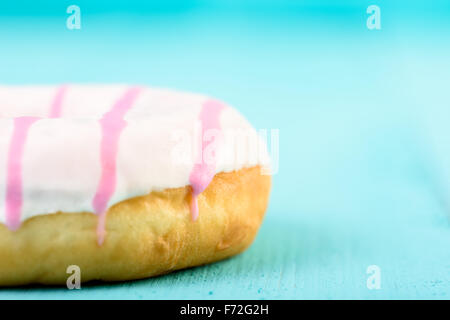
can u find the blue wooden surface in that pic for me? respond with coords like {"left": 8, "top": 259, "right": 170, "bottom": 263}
{"left": 0, "top": 1, "right": 449, "bottom": 299}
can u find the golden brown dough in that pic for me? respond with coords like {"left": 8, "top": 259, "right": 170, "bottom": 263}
{"left": 0, "top": 166, "right": 270, "bottom": 286}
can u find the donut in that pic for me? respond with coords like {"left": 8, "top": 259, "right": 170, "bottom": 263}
{"left": 0, "top": 85, "right": 271, "bottom": 286}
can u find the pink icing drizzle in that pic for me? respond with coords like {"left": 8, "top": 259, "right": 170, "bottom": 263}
{"left": 92, "top": 87, "right": 141, "bottom": 245}
{"left": 4, "top": 87, "right": 221, "bottom": 238}
{"left": 49, "top": 85, "right": 68, "bottom": 118}
{"left": 5, "top": 117, "right": 39, "bottom": 230}
{"left": 189, "top": 99, "right": 225, "bottom": 221}
{"left": 5, "top": 86, "right": 68, "bottom": 231}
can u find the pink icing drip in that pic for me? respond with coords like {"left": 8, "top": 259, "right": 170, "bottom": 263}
{"left": 5, "top": 86, "right": 68, "bottom": 231}
{"left": 48, "top": 85, "right": 68, "bottom": 118}
{"left": 5, "top": 117, "right": 39, "bottom": 230}
{"left": 92, "top": 87, "right": 141, "bottom": 245}
{"left": 189, "top": 99, "right": 225, "bottom": 221}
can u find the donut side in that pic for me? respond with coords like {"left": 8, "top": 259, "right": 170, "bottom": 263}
{"left": 0, "top": 166, "right": 270, "bottom": 286}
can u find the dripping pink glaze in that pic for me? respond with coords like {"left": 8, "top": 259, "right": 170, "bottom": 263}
{"left": 189, "top": 99, "right": 226, "bottom": 221}
{"left": 48, "top": 85, "right": 68, "bottom": 118}
{"left": 92, "top": 87, "right": 142, "bottom": 246}
{"left": 5, "top": 117, "right": 39, "bottom": 230}
{"left": 5, "top": 86, "right": 68, "bottom": 231}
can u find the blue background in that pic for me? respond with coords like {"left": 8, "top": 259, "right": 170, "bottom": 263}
{"left": 0, "top": 0, "right": 449, "bottom": 299}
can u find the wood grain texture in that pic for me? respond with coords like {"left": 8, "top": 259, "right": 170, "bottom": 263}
{"left": 1, "top": 206, "right": 449, "bottom": 299}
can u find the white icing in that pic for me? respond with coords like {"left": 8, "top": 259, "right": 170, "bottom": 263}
{"left": 0, "top": 85, "right": 269, "bottom": 224}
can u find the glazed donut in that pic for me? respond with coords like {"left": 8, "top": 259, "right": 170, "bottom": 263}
{"left": 0, "top": 85, "right": 271, "bottom": 285}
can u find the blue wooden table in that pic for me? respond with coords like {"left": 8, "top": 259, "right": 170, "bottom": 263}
{"left": 0, "top": 1, "right": 449, "bottom": 299}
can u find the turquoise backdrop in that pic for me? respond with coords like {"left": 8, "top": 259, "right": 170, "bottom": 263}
{"left": 0, "top": 0, "right": 449, "bottom": 299}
